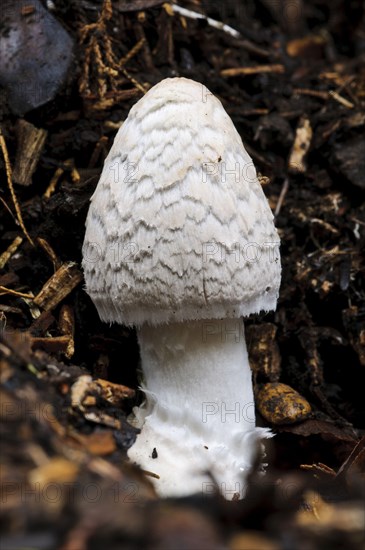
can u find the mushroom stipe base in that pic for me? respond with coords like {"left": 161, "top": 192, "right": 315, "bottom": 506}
{"left": 128, "top": 318, "right": 273, "bottom": 499}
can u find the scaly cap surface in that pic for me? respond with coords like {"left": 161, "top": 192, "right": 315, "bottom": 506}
{"left": 82, "top": 78, "right": 281, "bottom": 326}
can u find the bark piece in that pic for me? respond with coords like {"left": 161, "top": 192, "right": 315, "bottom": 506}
{"left": 33, "top": 262, "right": 83, "bottom": 312}
{"left": 13, "top": 120, "right": 47, "bottom": 186}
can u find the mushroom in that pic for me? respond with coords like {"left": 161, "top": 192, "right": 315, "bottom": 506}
{"left": 82, "top": 77, "right": 281, "bottom": 499}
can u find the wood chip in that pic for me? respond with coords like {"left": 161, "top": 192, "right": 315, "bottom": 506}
{"left": 31, "top": 335, "right": 71, "bottom": 354}
{"left": 83, "top": 395, "right": 97, "bottom": 406}
{"left": 59, "top": 305, "right": 75, "bottom": 359}
{"left": 246, "top": 323, "right": 281, "bottom": 381}
{"left": 95, "top": 378, "right": 135, "bottom": 404}
{"left": 288, "top": 116, "right": 313, "bottom": 173}
{"left": 12, "top": 120, "right": 48, "bottom": 186}
{"left": 84, "top": 411, "right": 122, "bottom": 430}
{"left": 33, "top": 262, "right": 83, "bottom": 311}
{"left": 70, "top": 375, "right": 134, "bottom": 415}
{"left": 71, "top": 375, "right": 93, "bottom": 410}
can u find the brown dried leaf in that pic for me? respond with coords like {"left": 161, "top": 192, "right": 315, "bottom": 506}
{"left": 278, "top": 419, "right": 357, "bottom": 441}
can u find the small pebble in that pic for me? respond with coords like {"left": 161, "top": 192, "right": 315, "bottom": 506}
{"left": 257, "top": 382, "right": 312, "bottom": 425}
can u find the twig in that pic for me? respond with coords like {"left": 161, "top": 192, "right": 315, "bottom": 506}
{"left": 0, "top": 286, "right": 34, "bottom": 299}
{"left": 293, "top": 88, "right": 329, "bottom": 100}
{"left": 274, "top": 178, "right": 289, "bottom": 217}
{"left": 37, "top": 237, "right": 62, "bottom": 271}
{"left": 141, "top": 469, "right": 160, "bottom": 479}
{"left": 328, "top": 90, "right": 354, "bottom": 109}
{"left": 43, "top": 167, "right": 64, "bottom": 199}
{"left": 0, "top": 197, "right": 16, "bottom": 222}
{"left": 119, "top": 37, "right": 146, "bottom": 68}
{"left": 121, "top": 68, "right": 148, "bottom": 94}
{"left": 236, "top": 40, "right": 271, "bottom": 59}
{"left": 79, "top": 0, "right": 147, "bottom": 106}
{"left": 221, "top": 64, "right": 285, "bottom": 77}
{"left": 170, "top": 4, "right": 241, "bottom": 39}
{"left": 336, "top": 436, "right": 365, "bottom": 479}
{"left": 0, "top": 129, "right": 35, "bottom": 246}
{"left": 0, "top": 236, "right": 23, "bottom": 270}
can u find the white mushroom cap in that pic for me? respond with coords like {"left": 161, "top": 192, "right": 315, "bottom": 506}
{"left": 82, "top": 78, "right": 281, "bottom": 326}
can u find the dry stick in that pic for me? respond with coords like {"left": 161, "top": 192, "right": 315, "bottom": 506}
{"left": 170, "top": 3, "right": 270, "bottom": 58}
{"left": 0, "top": 196, "right": 16, "bottom": 222}
{"left": 237, "top": 39, "right": 271, "bottom": 59}
{"left": 43, "top": 167, "right": 64, "bottom": 199}
{"left": 0, "top": 236, "right": 23, "bottom": 270}
{"left": 0, "top": 129, "right": 35, "bottom": 246}
{"left": 118, "top": 38, "right": 149, "bottom": 94}
{"left": 80, "top": 1, "right": 148, "bottom": 104}
{"left": 221, "top": 64, "right": 285, "bottom": 77}
{"left": 0, "top": 286, "right": 34, "bottom": 299}
{"left": 119, "top": 37, "right": 146, "bottom": 68}
{"left": 328, "top": 90, "right": 354, "bottom": 109}
{"left": 170, "top": 4, "right": 241, "bottom": 39}
{"left": 293, "top": 88, "right": 329, "bottom": 100}
{"left": 332, "top": 75, "right": 357, "bottom": 107}
{"left": 88, "top": 136, "right": 108, "bottom": 168}
{"left": 275, "top": 178, "right": 289, "bottom": 218}
{"left": 37, "top": 237, "right": 62, "bottom": 271}
{"left": 336, "top": 436, "right": 365, "bottom": 479}
{"left": 121, "top": 68, "right": 148, "bottom": 94}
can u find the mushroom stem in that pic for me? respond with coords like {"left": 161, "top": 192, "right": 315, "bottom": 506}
{"left": 128, "top": 317, "right": 272, "bottom": 499}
